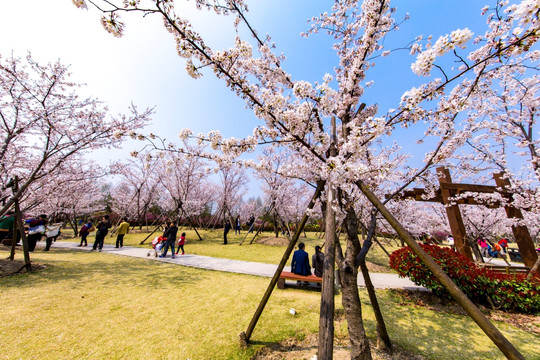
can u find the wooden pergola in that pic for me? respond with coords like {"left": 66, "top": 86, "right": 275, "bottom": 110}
{"left": 397, "top": 167, "right": 538, "bottom": 268}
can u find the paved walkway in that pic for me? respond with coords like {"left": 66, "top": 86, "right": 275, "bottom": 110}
{"left": 50, "top": 241, "right": 424, "bottom": 290}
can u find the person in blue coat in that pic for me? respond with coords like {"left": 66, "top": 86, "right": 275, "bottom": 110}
{"left": 291, "top": 242, "right": 312, "bottom": 284}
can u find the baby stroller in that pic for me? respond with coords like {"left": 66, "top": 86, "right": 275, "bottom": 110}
{"left": 147, "top": 236, "right": 165, "bottom": 257}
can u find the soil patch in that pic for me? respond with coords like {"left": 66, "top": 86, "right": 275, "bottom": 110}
{"left": 256, "top": 237, "right": 289, "bottom": 246}
{"left": 0, "top": 245, "right": 46, "bottom": 276}
{"left": 365, "top": 262, "right": 390, "bottom": 273}
{"left": 250, "top": 333, "right": 423, "bottom": 360}
{"left": 390, "top": 289, "right": 540, "bottom": 335}
{"left": 0, "top": 258, "right": 46, "bottom": 276}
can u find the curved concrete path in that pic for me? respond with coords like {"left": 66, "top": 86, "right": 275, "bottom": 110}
{"left": 50, "top": 241, "right": 424, "bottom": 290}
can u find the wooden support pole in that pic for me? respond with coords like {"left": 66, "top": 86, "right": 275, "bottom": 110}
{"left": 493, "top": 173, "right": 538, "bottom": 268}
{"left": 239, "top": 223, "right": 255, "bottom": 245}
{"left": 373, "top": 236, "right": 391, "bottom": 258}
{"left": 139, "top": 224, "right": 163, "bottom": 245}
{"left": 249, "top": 220, "right": 266, "bottom": 245}
{"left": 240, "top": 181, "right": 324, "bottom": 345}
{"left": 437, "top": 167, "right": 474, "bottom": 260}
{"left": 179, "top": 206, "right": 203, "bottom": 241}
{"left": 355, "top": 180, "right": 525, "bottom": 360}
{"left": 359, "top": 262, "right": 392, "bottom": 351}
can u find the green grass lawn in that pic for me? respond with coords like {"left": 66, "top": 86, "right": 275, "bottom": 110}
{"left": 1, "top": 248, "right": 538, "bottom": 359}
{"left": 59, "top": 228, "right": 398, "bottom": 272}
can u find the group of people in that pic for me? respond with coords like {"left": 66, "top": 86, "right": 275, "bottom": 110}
{"left": 477, "top": 237, "right": 509, "bottom": 259}
{"left": 158, "top": 220, "right": 187, "bottom": 259}
{"left": 291, "top": 242, "right": 325, "bottom": 286}
{"left": 77, "top": 215, "right": 130, "bottom": 252}
{"left": 223, "top": 215, "right": 256, "bottom": 245}
{"left": 0, "top": 212, "right": 62, "bottom": 252}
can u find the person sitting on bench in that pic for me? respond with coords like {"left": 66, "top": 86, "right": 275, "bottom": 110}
{"left": 291, "top": 242, "right": 311, "bottom": 285}
{"left": 312, "top": 245, "right": 324, "bottom": 287}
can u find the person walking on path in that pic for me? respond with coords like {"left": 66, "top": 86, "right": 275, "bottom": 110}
{"left": 44, "top": 222, "right": 62, "bottom": 251}
{"left": 176, "top": 232, "right": 186, "bottom": 255}
{"left": 26, "top": 214, "right": 47, "bottom": 252}
{"left": 160, "top": 221, "right": 177, "bottom": 258}
{"left": 291, "top": 242, "right": 311, "bottom": 285}
{"left": 92, "top": 215, "right": 111, "bottom": 252}
{"left": 312, "top": 245, "right": 324, "bottom": 278}
{"left": 78, "top": 221, "right": 94, "bottom": 247}
{"left": 223, "top": 219, "right": 231, "bottom": 245}
{"left": 115, "top": 217, "right": 130, "bottom": 248}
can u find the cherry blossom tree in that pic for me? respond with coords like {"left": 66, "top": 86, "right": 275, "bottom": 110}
{"left": 215, "top": 164, "right": 248, "bottom": 225}
{"left": 238, "top": 197, "right": 263, "bottom": 221}
{"left": 20, "top": 159, "right": 107, "bottom": 235}
{"left": 75, "top": 1, "right": 540, "bottom": 359}
{"left": 0, "top": 53, "right": 151, "bottom": 217}
{"left": 156, "top": 149, "right": 215, "bottom": 238}
{"left": 110, "top": 152, "right": 161, "bottom": 229}
{"left": 253, "top": 147, "right": 310, "bottom": 237}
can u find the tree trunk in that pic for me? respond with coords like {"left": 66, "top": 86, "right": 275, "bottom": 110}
{"left": 338, "top": 204, "right": 373, "bottom": 359}
{"left": 9, "top": 216, "right": 18, "bottom": 260}
{"left": 319, "top": 182, "right": 336, "bottom": 359}
{"left": 467, "top": 235, "right": 484, "bottom": 263}
{"left": 526, "top": 256, "right": 540, "bottom": 280}
{"left": 340, "top": 263, "right": 372, "bottom": 360}
{"left": 15, "top": 200, "right": 31, "bottom": 271}
{"left": 273, "top": 212, "right": 279, "bottom": 238}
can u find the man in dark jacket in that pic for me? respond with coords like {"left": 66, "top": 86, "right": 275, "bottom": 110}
{"left": 92, "top": 215, "right": 111, "bottom": 252}
{"left": 223, "top": 220, "right": 231, "bottom": 245}
{"left": 160, "top": 221, "right": 178, "bottom": 258}
{"left": 291, "top": 242, "right": 311, "bottom": 285}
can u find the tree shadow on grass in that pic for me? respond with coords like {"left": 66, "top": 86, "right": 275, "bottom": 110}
{"left": 0, "top": 249, "right": 203, "bottom": 291}
{"left": 363, "top": 291, "right": 536, "bottom": 360}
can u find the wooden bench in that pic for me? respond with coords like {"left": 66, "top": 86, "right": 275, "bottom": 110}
{"left": 277, "top": 271, "right": 323, "bottom": 289}
{"left": 478, "top": 263, "right": 530, "bottom": 275}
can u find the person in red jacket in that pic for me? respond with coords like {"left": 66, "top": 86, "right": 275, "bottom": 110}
{"left": 498, "top": 238, "right": 509, "bottom": 252}
{"left": 176, "top": 232, "right": 186, "bottom": 255}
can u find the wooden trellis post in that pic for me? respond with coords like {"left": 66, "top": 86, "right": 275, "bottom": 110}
{"left": 493, "top": 173, "right": 538, "bottom": 268}
{"left": 392, "top": 167, "right": 538, "bottom": 267}
{"left": 437, "top": 167, "right": 474, "bottom": 260}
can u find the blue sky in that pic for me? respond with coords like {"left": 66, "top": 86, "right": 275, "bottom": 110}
{"left": 0, "top": 0, "right": 499, "bottom": 194}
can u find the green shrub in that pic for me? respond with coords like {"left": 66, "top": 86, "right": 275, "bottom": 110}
{"left": 389, "top": 244, "right": 540, "bottom": 314}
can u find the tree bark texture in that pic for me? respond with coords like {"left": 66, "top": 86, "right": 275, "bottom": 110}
{"left": 527, "top": 256, "right": 540, "bottom": 280}
{"left": 493, "top": 173, "right": 538, "bottom": 268}
{"left": 319, "top": 183, "right": 336, "bottom": 359}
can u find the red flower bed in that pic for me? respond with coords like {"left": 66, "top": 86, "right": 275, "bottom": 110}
{"left": 389, "top": 244, "right": 540, "bottom": 313}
